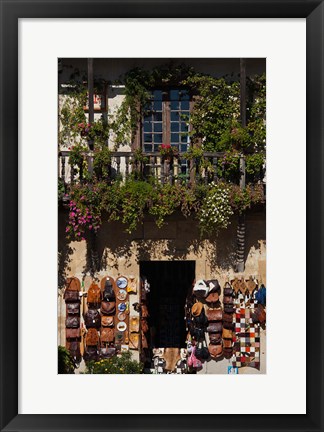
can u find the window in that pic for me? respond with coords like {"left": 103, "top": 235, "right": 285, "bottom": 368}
{"left": 142, "top": 88, "right": 190, "bottom": 153}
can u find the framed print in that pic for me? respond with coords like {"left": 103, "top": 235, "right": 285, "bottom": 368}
{"left": 1, "top": 1, "right": 323, "bottom": 432}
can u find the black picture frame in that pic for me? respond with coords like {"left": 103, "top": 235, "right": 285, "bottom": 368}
{"left": 1, "top": 1, "right": 323, "bottom": 431}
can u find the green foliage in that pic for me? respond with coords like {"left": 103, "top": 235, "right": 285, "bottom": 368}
{"left": 84, "top": 351, "right": 143, "bottom": 374}
{"left": 68, "top": 143, "right": 88, "bottom": 172}
{"left": 58, "top": 177, "right": 66, "bottom": 201}
{"left": 245, "top": 152, "right": 265, "bottom": 182}
{"left": 228, "top": 183, "right": 265, "bottom": 214}
{"left": 93, "top": 144, "right": 112, "bottom": 179}
{"left": 58, "top": 346, "right": 75, "bottom": 374}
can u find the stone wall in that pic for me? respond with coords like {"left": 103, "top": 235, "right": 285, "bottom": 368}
{"left": 58, "top": 208, "right": 266, "bottom": 349}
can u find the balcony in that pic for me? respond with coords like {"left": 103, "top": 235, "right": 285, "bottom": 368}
{"left": 58, "top": 150, "right": 253, "bottom": 187}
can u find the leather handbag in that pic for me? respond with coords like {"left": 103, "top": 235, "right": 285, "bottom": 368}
{"left": 190, "top": 326, "right": 205, "bottom": 341}
{"left": 100, "top": 327, "right": 114, "bottom": 343}
{"left": 100, "top": 301, "right": 116, "bottom": 315}
{"left": 208, "top": 343, "right": 223, "bottom": 358}
{"left": 195, "top": 340, "right": 209, "bottom": 360}
{"left": 66, "top": 328, "right": 81, "bottom": 339}
{"left": 209, "top": 332, "right": 222, "bottom": 345}
{"left": 65, "top": 316, "right": 80, "bottom": 328}
{"left": 102, "top": 278, "right": 116, "bottom": 302}
{"left": 86, "top": 328, "right": 99, "bottom": 346}
{"left": 141, "top": 333, "right": 148, "bottom": 349}
{"left": 223, "top": 347, "right": 233, "bottom": 359}
{"left": 66, "top": 277, "right": 80, "bottom": 291}
{"left": 83, "top": 346, "right": 98, "bottom": 362}
{"left": 100, "top": 346, "right": 116, "bottom": 359}
{"left": 101, "top": 316, "right": 114, "bottom": 327}
{"left": 66, "top": 302, "right": 80, "bottom": 315}
{"left": 87, "top": 283, "right": 101, "bottom": 304}
{"left": 252, "top": 304, "right": 266, "bottom": 324}
{"left": 222, "top": 328, "right": 233, "bottom": 339}
{"left": 64, "top": 290, "right": 79, "bottom": 303}
{"left": 141, "top": 304, "right": 149, "bottom": 318}
{"left": 84, "top": 309, "right": 101, "bottom": 328}
{"left": 223, "top": 312, "right": 234, "bottom": 323}
{"left": 141, "top": 318, "right": 149, "bottom": 333}
{"left": 68, "top": 341, "right": 81, "bottom": 363}
{"left": 206, "top": 308, "right": 223, "bottom": 322}
{"left": 223, "top": 338, "right": 232, "bottom": 348}
{"left": 130, "top": 316, "right": 140, "bottom": 333}
{"left": 223, "top": 296, "right": 234, "bottom": 305}
{"left": 223, "top": 321, "right": 235, "bottom": 330}
{"left": 207, "top": 322, "right": 223, "bottom": 333}
{"left": 223, "top": 286, "right": 234, "bottom": 297}
{"left": 224, "top": 305, "right": 235, "bottom": 314}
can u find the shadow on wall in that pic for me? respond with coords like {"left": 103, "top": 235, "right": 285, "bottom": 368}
{"left": 58, "top": 208, "right": 266, "bottom": 283}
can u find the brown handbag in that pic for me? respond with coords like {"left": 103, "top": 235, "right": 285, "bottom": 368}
{"left": 206, "top": 308, "right": 223, "bottom": 322}
{"left": 223, "top": 338, "right": 232, "bottom": 348}
{"left": 86, "top": 328, "right": 99, "bottom": 346}
{"left": 100, "top": 301, "right": 116, "bottom": 315}
{"left": 66, "top": 302, "right": 80, "bottom": 315}
{"left": 223, "top": 321, "right": 235, "bottom": 330}
{"left": 141, "top": 304, "right": 149, "bottom": 318}
{"left": 222, "top": 328, "right": 233, "bottom": 339}
{"left": 141, "top": 318, "right": 149, "bottom": 333}
{"left": 65, "top": 316, "right": 80, "bottom": 328}
{"left": 207, "top": 322, "right": 223, "bottom": 333}
{"left": 64, "top": 290, "right": 79, "bottom": 303}
{"left": 87, "top": 283, "right": 101, "bottom": 304}
{"left": 84, "top": 309, "right": 101, "bottom": 328}
{"left": 223, "top": 296, "right": 234, "bottom": 305}
{"left": 209, "top": 332, "right": 222, "bottom": 345}
{"left": 66, "top": 328, "right": 81, "bottom": 339}
{"left": 223, "top": 347, "right": 233, "bottom": 359}
{"left": 223, "top": 312, "right": 234, "bottom": 323}
{"left": 68, "top": 340, "right": 81, "bottom": 362}
{"left": 141, "top": 333, "right": 148, "bottom": 349}
{"left": 208, "top": 343, "right": 223, "bottom": 358}
{"left": 252, "top": 304, "right": 266, "bottom": 324}
{"left": 66, "top": 277, "right": 80, "bottom": 291}
{"left": 101, "top": 316, "right": 114, "bottom": 327}
{"left": 100, "top": 327, "right": 114, "bottom": 343}
{"left": 130, "top": 316, "right": 140, "bottom": 333}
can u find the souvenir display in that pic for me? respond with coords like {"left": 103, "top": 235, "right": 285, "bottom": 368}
{"left": 101, "top": 316, "right": 114, "bottom": 327}
{"left": 87, "top": 282, "right": 101, "bottom": 305}
{"left": 116, "top": 289, "right": 127, "bottom": 301}
{"left": 117, "top": 321, "right": 127, "bottom": 332}
{"left": 118, "top": 302, "right": 127, "bottom": 312}
{"left": 127, "top": 275, "right": 137, "bottom": 294}
{"left": 118, "top": 312, "right": 126, "bottom": 321}
{"left": 101, "top": 301, "right": 116, "bottom": 315}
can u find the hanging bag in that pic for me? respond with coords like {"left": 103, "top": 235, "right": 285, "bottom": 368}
{"left": 84, "top": 309, "right": 101, "bottom": 328}
{"left": 66, "top": 316, "right": 80, "bottom": 328}
{"left": 100, "top": 301, "right": 116, "bottom": 315}
{"left": 87, "top": 282, "right": 101, "bottom": 305}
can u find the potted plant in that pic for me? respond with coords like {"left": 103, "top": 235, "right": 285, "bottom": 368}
{"left": 159, "top": 143, "right": 179, "bottom": 162}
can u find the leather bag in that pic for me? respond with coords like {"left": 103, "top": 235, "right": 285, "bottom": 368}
{"left": 100, "top": 346, "right": 116, "bottom": 359}
{"left": 68, "top": 341, "right": 81, "bottom": 363}
{"left": 65, "top": 316, "right": 80, "bottom": 328}
{"left": 224, "top": 305, "right": 235, "bottom": 314}
{"left": 100, "top": 327, "right": 114, "bottom": 343}
{"left": 223, "top": 312, "right": 234, "bottom": 323}
{"left": 86, "top": 328, "right": 99, "bottom": 346}
{"left": 66, "top": 302, "right": 80, "bottom": 315}
{"left": 64, "top": 290, "right": 79, "bottom": 303}
{"left": 66, "top": 328, "right": 81, "bottom": 339}
{"left": 223, "top": 338, "right": 232, "bottom": 348}
{"left": 223, "top": 286, "right": 234, "bottom": 297}
{"left": 84, "top": 309, "right": 101, "bottom": 328}
{"left": 222, "top": 328, "right": 233, "bottom": 339}
{"left": 66, "top": 277, "right": 80, "bottom": 291}
{"left": 141, "top": 304, "right": 149, "bottom": 318}
{"left": 207, "top": 308, "right": 223, "bottom": 322}
{"left": 83, "top": 346, "right": 98, "bottom": 362}
{"left": 195, "top": 340, "right": 209, "bottom": 360}
{"left": 252, "top": 304, "right": 266, "bottom": 324}
{"left": 223, "top": 321, "right": 235, "bottom": 330}
{"left": 102, "top": 279, "right": 116, "bottom": 302}
{"left": 141, "top": 318, "right": 149, "bottom": 333}
{"left": 207, "top": 322, "right": 223, "bottom": 333}
{"left": 209, "top": 332, "right": 222, "bottom": 345}
{"left": 208, "top": 343, "right": 223, "bottom": 358}
{"left": 190, "top": 326, "right": 205, "bottom": 341}
{"left": 87, "top": 283, "right": 101, "bottom": 304}
{"left": 101, "top": 316, "right": 114, "bottom": 327}
{"left": 100, "top": 301, "right": 116, "bottom": 315}
{"left": 223, "top": 347, "right": 233, "bottom": 359}
{"left": 223, "top": 296, "right": 234, "bottom": 305}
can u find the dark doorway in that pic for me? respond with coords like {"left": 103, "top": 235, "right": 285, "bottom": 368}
{"left": 140, "top": 260, "right": 195, "bottom": 348}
